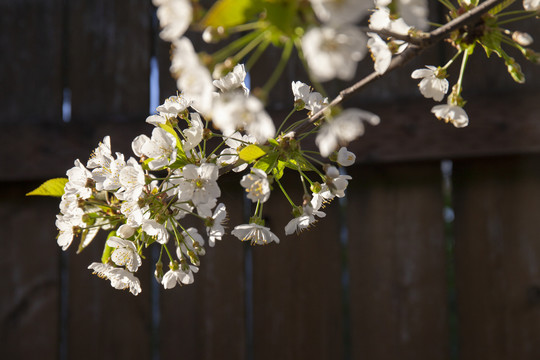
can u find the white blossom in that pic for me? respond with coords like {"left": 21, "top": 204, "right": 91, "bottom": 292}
{"left": 100, "top": 153, "right": 126, "bottom": 192}
{"left": 292, "top": 81, "right": 312, "bottom": 104}
{"left": 117, "top": 158, "right": 146, "bottom": 202}
{"left": 178, "top": 227, "right": 206, "bottom": 259}
{"left": 309, "top": 0, "right": 372, "bottom": 25}
{"left": 154, "top": 0, "right": 193, "bottom": 42}
{"left": 523, "top": 0, "right": 540, "bottom": 11}
{"left": 132, "top": 127, "right": 177, "bottom": 170}
{"left": 291, "top": 81, "right": 328, "bottom": 113}
{"left": 121, "top": 200, "right": 149, "bottom": 228}
{"left": 232, "top": 223, "right": 280, "bottom": 245}
{"left": 311, "top": 184, "right": 335, "bottom": 211}
{"left": 431, "top": 103, "right": 469, "bottom": 128}
{"left": 56, "top": 213, "right": 83, "bottom": 251}
{"left": 170, "top": 38, "right": 214, "bottom": 116}
{"left": 367, "top": 32, "right": 408, "bottom": 75}
{"left": 88, "top": 262, "right": 142, "bottom": 295}
{"left": 117, "top": 224, "right": 136, "bottom": 239}
{"left": 369, "top": 6, "right": 411, "bottom": 36}
{"left": 302, "top": 25, "right": 367, "bottom": 82}
{"left": 156, "top": 95, "right": 192, "bottom": 119}
{"left": 213, "top": 64, "right": 249, "bottom": 95}
{"left": 173, "top": 163, "right": 221, "bottom": 207}
{"left": 206, "top": 203, "right": 227, "bottom": 247}
{"left": 337, "top": 147, "right": 356, "bottom": 166}
{"left": 182, "top": 113, "right": 204, "bottom": 152}
{"left": 374, "top": 0, "right": 429, "bottom": 31}
{"left": 146, "top": 115, "right": 167, "bottom": 126}
{"left": 217, "top": 132, "right": 256, "bottom": 172}
{"left": 87, "top": 136, "right": 113, "bottom": 170}
{"left": 176, "top": 64, "right": 215, "bottom": 117}
{"left": 411, "top": 66, "right": 449, "bottom": 102}
{"left": 316, "top": 108, "right": 380, "bottom": 157}
{"left": 65, "top": 159, "right": 93, "bottom": 200}
{"left": 212, "top": 94, "right": 275, "bottom": 143}
{"left": 240, "top": 168, "right": 271, "bottom": 203}
{"left": 107, "top": 236, "right": 142, "bottom": 272}
{"left": 325, "top": 166, "right": 352, "bottom": 198}
{"left": 142, "top": 219, "right": 170, "bottom": 244}
{"left": 162, "top": 264, "right": 198, "bottom": 288}
{"left": 285, "top": 204, "right": 326, "bottom": 235}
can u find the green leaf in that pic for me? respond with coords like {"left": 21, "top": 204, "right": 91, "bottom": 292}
{"left": 262, "top": 0, "right": 298, "bottom": 38}
{"left": 203, "top": 0, "right": 262, "bottom": 28}
{"left": 254, "top": 152, "right": 278, "bottom": 172}
{"left": 284, "top": 157, "right": 314, "bottom": 172}
{"left": 480, "top": 32, "right": 502, "bottom": 58}
{"left": 239, "top": 144, "right": 267, "bottom": 162}
{"left": 273, "top": 160, "right": 286, "bottom": 180}
{"left": 489, "top": 0, "right": 515, "bottom": 15}
{"left": 26, "top": 178, "right": 68, "bottom": 197}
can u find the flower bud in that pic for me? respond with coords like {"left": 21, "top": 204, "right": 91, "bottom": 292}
{"left": 311, "top": 182, "right": 322, "bottom": 194}
{"left": 524, "top": 49, "right": 540, "bottom": 64}
{"left": 187, "top": 250, "right": 200, "bottom": 266}
{"left": 154, "top": 260, "right": 164, "bottom": 282}
{"left": 202, "top": 26, "right": 226, "bottom": 43}
{"left": 512, "top": 31, "right": 533, "bottom": 47}
{"left": 505, "top": 57, "right": 525, "bottom": 84}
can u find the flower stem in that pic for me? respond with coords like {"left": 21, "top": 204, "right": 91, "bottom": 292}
{"left": 438, "top": 0, "right": 456, "bottom": 11}
{"left": 163, "top": 243, "right": 174, "bottom": 263}
{"left": 212, "top": 30, "right": 263, "bottom": 63}
{"left": 276, "top": 177, "right": 296, "bottom": 207}
{"left": 456, "top": 47, "right": 471, "bottom": 95}
{"left": 262, "top": 39, "right": 294, "bottom": 95}
{"left": 276, "top": 107, "right": 298, "bottom": 135}
{"left": 498, "top": 12, "right": 538, "bottom": 25}
{"left": 246, "top": 38, "right": 271, "bottom": 71}
{"left": 233, "top": 30, "right": 268, "bottom": 64}
{"left": 442, "top": 49, "right": 463, "bottom": 70}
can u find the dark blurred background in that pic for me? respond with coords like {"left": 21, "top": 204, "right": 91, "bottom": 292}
{"left": 1, "top": 1, "right": 540, "bottom": 359}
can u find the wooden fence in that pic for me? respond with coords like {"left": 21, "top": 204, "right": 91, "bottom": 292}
{"left": 1, "top": 1, "right": 540, "bottom": 359}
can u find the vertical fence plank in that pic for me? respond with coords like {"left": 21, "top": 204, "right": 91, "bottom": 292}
{"left": 0, "top": 184, "right": 60, "bottom": 359}
{"left": 251, "top": 183, "right": 344, "bottom": 360}
{"left": 453, "top": 156, "right": 540, "bottom": 360}
{"left": 67, "top": 242, "right": 152, "bottom": 359}
{"left": 348, "top": 162, "right": 448, "bottom": 360}
{"left": 0, "top": 0, "right": 63, "bottom": 124}
{"left": 68, "top": 0, "right": 151, "bottom": 123}
{"left": 64, "top": 1, "right": 153, "bottom": 358}
{"left": 159, "top": 181, "right": 246, "bottom": 360}
{"left": 0, "top": 1, "right": 64, "bottom": 357}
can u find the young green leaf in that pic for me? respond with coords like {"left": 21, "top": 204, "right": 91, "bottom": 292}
{"left": 239, "top": 144, "right": 268, "bottom": 162}
{"left": 254, "top": 152, "right": 279, "bottom": 172}
{"left": 273, "top": 160, "right": 286, "bottom": 180}
{"left": 203, "top": 0, "right": 262, "bottom": 28}
{"left": 26, "top": 178, "right": 69, "bottom": 197}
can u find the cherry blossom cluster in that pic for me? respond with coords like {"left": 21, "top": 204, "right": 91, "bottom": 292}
{"left": 54, "top": 61, "right": 367, "bottom": 294}
{"left": 40, "top": 0, "right": 539, "bottom": 295}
